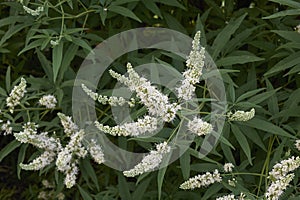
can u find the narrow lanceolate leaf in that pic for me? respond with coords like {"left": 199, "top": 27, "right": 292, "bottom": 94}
{"left": 243, "top": 118, "right": 296, "bottom": 139}
{"left": 264, "top": 51, "right": 300, "bottom": 76}
{"left": 108, "top": 5, "right": 142, "bottom": 22}
{"left": 0, "top": 140, "right": 21, "bottom": 162}
{"left": 52, "top": 41, "right": 64, "bottom": 83}
{"left": 271, "top": 30, "right": 300, "bottom": 43}
{"left": 180, "top": 151, "right": 190, "bottom": 180}
{"left": 211, "top": 13, "right": 247, "bottom": 59}
{"left": 77, "top": 185, "right": 93, "bottom": 200}
{"left": 231, "top": 124, "right": 252, "bottom": 165}
{"left": 269, "top": 0, "right": 300, "bottom": 9}
{"left": 216, "top": 55, "right": 264, "bottom": 66}
{"left": 263, "top": 9, "right": 300, "bottom": 19}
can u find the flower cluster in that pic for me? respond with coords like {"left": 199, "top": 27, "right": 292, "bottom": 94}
{"left": 95, "top": 115, "right": 158, "bottom": 137}
{"left": 6, "top": 77, "right": 27, "bottom": 113}
{"left": 14, "top": 122, "right": 61, "bottom": 170}
{"left": 123, "top": 142, "right": 171, "bottom": 177}
{"left": 56, "top": 129, "right": 87, "bottom": 188}
{"left": 1, "top": 120, "right": 12, "bottom": 135}
{"left": 268, "top": 156, "right": 300, "bottom": 180}
{"left": 38, "top": 180, "right": 65, "bottom": 200}
{"left": 179, "top": 169, "right": 222, "bottom": 190}
{"left": 81, "top": 84, "right": 129, "bottom": 106}
{"left": 265, "top": 156, "right": 300, "bottom": 199}
{"left": 265, "top": 173, "right": 294, "bottom": 200}
{"left": 216, "top": 193, "right": 245, "bottom": 200}
{"left": 57, "top": 113, "right": 78, "bottom": 136}
{"left": 110, "top": 63, "right": 181, "bottom": 122}
{"left": 177, "top": 31, "right": 205, "bottom": 100}
{"left": 224, "top": 163, "right": 234, "bottom": 173}
{"left": 23, "top": 5, "right": 44, "bottom": 16}
{"left": 88, "top": 139, "right": 105, "bottom": 164}
{"left": 227, "top": 108, "right": 255, "bottom": 121}
{"left": 187, "top": 117, "right": 213, "bottom": 136}
{"left": 39, "top": 94, "right": 57, "bottom": 109}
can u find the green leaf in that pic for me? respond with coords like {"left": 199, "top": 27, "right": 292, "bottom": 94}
{"left": 71, "top": 37, "right": 93, "bottom": 53}
{"left": 108, "top": 5, "right": 142, "bottom": 22}
{"left": 81, "top": 158, "right": 100, "bottom": 191}
{"left": 142, "top": 0, "right": 162, "bottom": 19}
{"left": 243, "top": 118, "right": 296, "bottom": 139}
{"left": 37, "top": 49, "right": 53, "bottom": 82}
{"left": 110, "top": 0, "right": 139, "bottom": 6}
{"left": 239, "top": 125, "right": 267, "bottom": 152}
{"left": 5, "top": 66, "right": 11, "bottom": 92}
{"left": 52, "top": 41, "right": 64, "bottom": 83}
{"left": 132, "top": 177, "right": 152, "bottom": 200}
{"left": 201, "top": 183, "right": 223, "bottom": 200}
{"left": 118, "top": 173, "right": 132, "bottom": 200}
{"left": 155, "top": 0, "right": 186, "bottom": 10}
{"left": 162, "top": 12, "right": 187, "bottom": 34}
{"left": 179, "top": 151, "right": 190, "bottom": 180}
{"left": 211, "top": 13, "right": 247, "bottom": 59}
{"left": 0, "top": 23, "right": 32, "bottom": 46}
{"left": 264, "top": 51, "right": 300, "bottom": 76}
{"left": 231, "top": 124, "right": 252, "bottom": 165}
{"left": 263, "top": 9, "right": 300, "bottom": 19}
{"left": 216, "top": 55, "right": 264, "bottom": 66}
{"left": 77, "top": 185, "right": 93, "bottom": 200}
{"left": 236, "top": 88, "right": 265, "bottom": 103}
{"left": 0, "top": 140, "right": 21, "bottom": 162}
{"left": 57, "top": 44, "right": 78, "bottom": 82}
{"left": 17, "top": 144, "right": 28, "bottom": 179}
{"left": 247, "top": 89, "right": 278, "bottom": 104}
{"left": 269, "top": 0, "right": 300, "bottom": 8}
{"left": 271, "top": 30, "right": 300, "bottom": 43}
{"left": 18, "top": 39, "right": 44, "bottom": 55}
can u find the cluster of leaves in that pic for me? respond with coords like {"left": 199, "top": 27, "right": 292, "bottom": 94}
{"left": 0, "top": 0, "right": 300, "bottom": 199}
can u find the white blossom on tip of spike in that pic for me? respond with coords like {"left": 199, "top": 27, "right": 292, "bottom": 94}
{"left": 23, "top": 5, "right": 44, "bottom": 16}
{"left": 6, "top": 77, "right": 27, "bottom": 113}
{"left": 94, "top": 115, "right": 158, "bottom": 137}
{"left": 227, "top": 108, "right": 255, "bottom": 121}
{"left": 109, "top": 63, "right": 180, "bottom": 122}
{"left": 19, "top": 150, "right": 56, "bottom": 170}
{"left": 39, "top": 94, "right": 57, "bottom": 109}
{"left": 224, "top": 163, "right": 234, "bottom": 173}
{"left": 268, "top": 156, "right": 300, "bottom": 180}
{"left": 265, "top": 173, "right": 294, "bottom": 200}
{"left": 177, "top": 31, "right": 205, "bottom": 100}
{"left": 64, "top": 163, "right": 79, "bottom": 189}
{"left": 82, "top": 84, "right": 131, "bottom": 106}
{"left": 123, "top": 142, "right": 170, "bottom": 177}
{"left": 88, "top": 139, "right": 105, "bottom": 164}
{"left": 187, "top": 117, "right": 212, "bottom": 136}
{"left": 179, "top": 169, "right": 222, "bottom": 190}
{"left": 57, "top": 113, "right": 78, "bottom": 136}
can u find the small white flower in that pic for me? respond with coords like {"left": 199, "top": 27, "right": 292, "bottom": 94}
{"left": 1, "top": 120, "right": 12, "bottom": 135}
{"left": 224, "top": 163, "right": 234, "bottom": 173}
{"left": 6, "top": 77, "right": 27, "bottom": 113}
{"left": 227, "top": 108, "right": 255, "bottom": 121}
{"left": 39, "top": 94, "right": 57, "bottom": 109}
{"left": 179, "top": 169, "right": 222, "bottom": 190}
{"left": 123, "top": 142, "right": 170, "bottom": 177}
{"left": 50, "top": 39, "right": 60, "bottom": 46}
{"left": 19, "top": 150, "right": 56, "bottom": 170}
{"left": 187, "top": 117, "right": 212, "bottom": 136}
{"left": 268, "top": 156, "right": 300, "bottom": 180}
{"left": 228, "top": 178, "right": 236, "bottom": 187}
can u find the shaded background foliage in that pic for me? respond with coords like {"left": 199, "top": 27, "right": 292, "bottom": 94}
{"left": 0, "top": 0, "right": 300, "bottom": 199}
